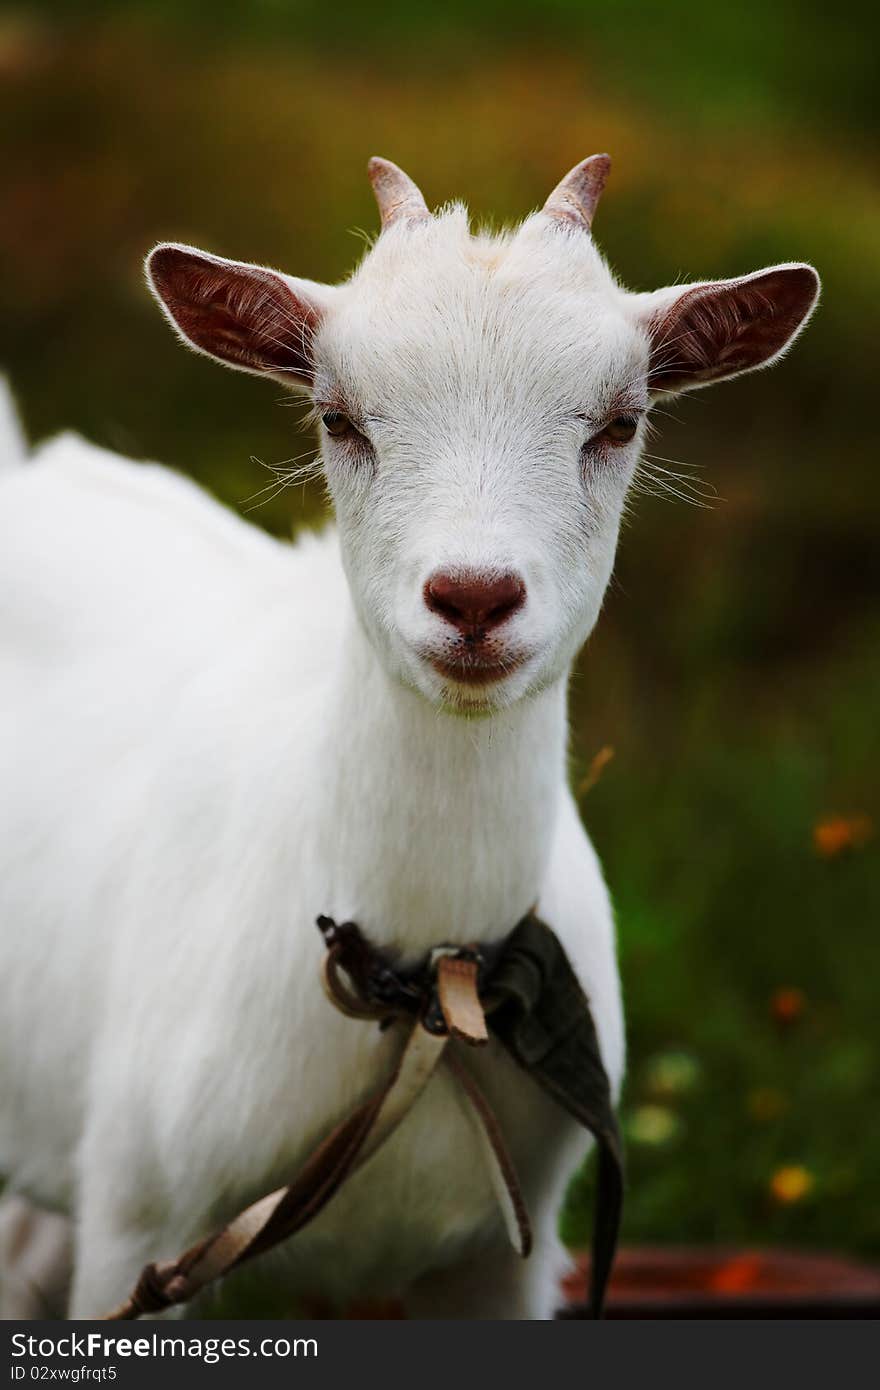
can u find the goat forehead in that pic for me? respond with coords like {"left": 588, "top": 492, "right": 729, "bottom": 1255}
{"left": 321, "top": 228, "right": 642, "bottom": 417}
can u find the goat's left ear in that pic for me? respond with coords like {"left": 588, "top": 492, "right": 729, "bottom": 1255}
{"left": 634, "top": 263, "right": 820, "bottom": 395}
{"left": 145, "top": 243, "right": 335, "bottom": 386}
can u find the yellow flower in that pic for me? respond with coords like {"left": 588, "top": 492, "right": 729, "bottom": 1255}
{"left": 628, "top": 1105, "right": 679, "bottom": 1146}
{"left": 770, "top": 1165, "right": 814, "bottom": 1204}
{"left": 644, "top": 1050, "right": 700, "bottom": 1098}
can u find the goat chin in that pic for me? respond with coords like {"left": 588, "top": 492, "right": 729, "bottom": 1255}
{"left": 0, "top": 427, "right": 624, "bottom": 1320}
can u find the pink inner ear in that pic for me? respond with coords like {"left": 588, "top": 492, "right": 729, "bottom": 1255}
{"left": 150, "top": 248, "right": 319, "bottom": 382}
{"left": 648, "top": 266, "right": 818, "bottom": 393}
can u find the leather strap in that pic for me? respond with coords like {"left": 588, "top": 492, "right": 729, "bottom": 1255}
{"left": 103, "top": 1019, "right": 449, "bottom": 1320}
{"left": 435, "top": 954, "right": 489, "bottom": 1045}
{"left": 487, "top": 914, "right": 624, "bottom": 1318}
{"left": 101, "top": 914, "right": 621, "bottom": 1321}
{"left": 444, "top": 1047, "right": 531, "bottom": 1257}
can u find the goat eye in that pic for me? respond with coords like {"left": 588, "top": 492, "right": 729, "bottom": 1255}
{"left": 600, "top": 416, "right": 639, "bottom": 445}
{"left": 321, "top": 411, "right": 353, "bottom": 438}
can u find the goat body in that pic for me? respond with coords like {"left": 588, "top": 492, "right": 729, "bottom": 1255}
{"left": 0, "top": 157, "right": 818, "bottom": 1318}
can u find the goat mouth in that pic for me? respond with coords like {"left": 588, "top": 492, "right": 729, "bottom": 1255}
{"left": 426, "top": 651, "right": 524, "bottom": 686}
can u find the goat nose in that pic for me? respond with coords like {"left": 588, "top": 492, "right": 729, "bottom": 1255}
{"left": 424, "top": 570, "right": 526, "bottom": 636}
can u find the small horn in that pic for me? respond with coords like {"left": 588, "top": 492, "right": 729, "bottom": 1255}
{"left": 542, "top": 153, "right": 611, "bottom": 231}
{"left": 367, "top": 156, "right": 430, "bottom": 230}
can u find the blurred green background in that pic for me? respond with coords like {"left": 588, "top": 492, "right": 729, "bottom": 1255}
{"left": 2, "top": 1, "right": 878, "bottom": 1272}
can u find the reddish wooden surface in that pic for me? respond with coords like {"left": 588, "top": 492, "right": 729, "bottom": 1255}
{"left": 300, "top": 1246, "right": 880, "bottom": 1317}
{"left": 561, "top": 1246, "right": 880, "bottom": 1319}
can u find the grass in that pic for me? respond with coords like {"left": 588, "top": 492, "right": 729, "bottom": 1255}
{"left": 563, "top": 619, "right": 880, "bottom": 1256}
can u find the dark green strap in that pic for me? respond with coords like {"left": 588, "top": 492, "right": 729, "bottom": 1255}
{"left": 489, "top": 913, "right": 624, "bottom": 1318}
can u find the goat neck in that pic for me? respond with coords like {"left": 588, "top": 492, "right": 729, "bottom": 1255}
{"left": 314, "top": 613, "right": 568, "bottom": 959}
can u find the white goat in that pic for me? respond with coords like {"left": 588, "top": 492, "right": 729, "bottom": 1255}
{"left": 0, "top": 156, "right": 819, "bottom": 1320}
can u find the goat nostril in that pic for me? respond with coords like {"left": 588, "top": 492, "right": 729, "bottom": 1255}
{"left": 488, "top": 599, "right": 514, "bottom": 623}
{"left": 427, "top": 589, "right": 461, "bottom": 624}
{"left": 424, "top": 571, "right": 526, "bottom": 634}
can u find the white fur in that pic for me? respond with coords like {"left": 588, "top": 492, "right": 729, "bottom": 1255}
{"left": 0, "top": 188, "right": 816, "bottom": 1319}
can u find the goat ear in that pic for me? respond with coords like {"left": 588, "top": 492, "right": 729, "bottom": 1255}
{"left": 145, "top": 244, "right": 332, "bottom": 386}
{"left": 637, "top": 263, "right": 820, "bottom": 395}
